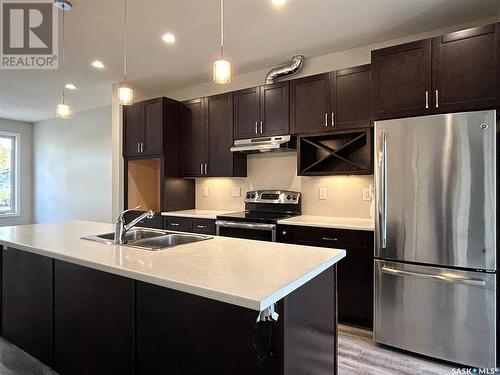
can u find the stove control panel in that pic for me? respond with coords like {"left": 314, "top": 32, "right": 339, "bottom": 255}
{"left": 244, "top": 190, "right": 301, "bottom": 204}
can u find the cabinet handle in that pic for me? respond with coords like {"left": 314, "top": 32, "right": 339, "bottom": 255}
{"left": 170, "top": 223, "right": 180, "bottom": 227}
{"left": 325, "top": 113, "right": 328, "bottom": 127}
{"left": 196, "top": 225, "right": 207, "bottom": 229}
{"left": 200, "top": 164, "right": 204, "bottom": 174}
{"left": 282, "top": 230, "right": 287, "bottom": 235}
{"left": 255, "top": 122, "right": 258, "bottom": 134}
{"left": 322, "top": 237, "right": 339, "bottom": 242}
{"left": 137, "top": 142, "right": 140, "bottom": 154}
{"left": 204, "top": 163, "right": 208, "bottom": 175}
{"left": 435, "top": 89, "right": 439, "bottom": 108}
{"left": 331, "top": 112, "right": 335, "bottom": 127}
{"left": 425, "top": 90, "right": 429, "bottom": 109}
{"left": 260, "top": 121, "right": 263, "bottom": 134}
{"left": 140, "top": 142, "right": 144, "bottom": 153}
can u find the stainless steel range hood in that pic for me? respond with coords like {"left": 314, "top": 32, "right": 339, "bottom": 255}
{"left": 230, "top": 135, "right": 295, "bottom": 153}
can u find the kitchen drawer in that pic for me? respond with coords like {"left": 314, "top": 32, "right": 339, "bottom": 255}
{"left": 279, "top": 225, "right": 372, "bottom": 250}
{"left": 124, "top": 211, "right": 163, "bottom": 229}
{"left": 191, "top": 219, "right": 216, "bottom": 235}
{"left": 164, "top": 216, "right": 192, "bottom": 232}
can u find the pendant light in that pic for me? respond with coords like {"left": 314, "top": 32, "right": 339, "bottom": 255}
{"left": 213, "top": 0, "right": 231, "bottom": 84}
{"left": 55, "top": 2, "right": 71, "bottom": 119}
{"left": 118, "top": 0, "right": 134, "bottom": 105}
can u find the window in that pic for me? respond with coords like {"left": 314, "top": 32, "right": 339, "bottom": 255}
{"left": 0, "top": 132, "right": 19, "bottom": 216}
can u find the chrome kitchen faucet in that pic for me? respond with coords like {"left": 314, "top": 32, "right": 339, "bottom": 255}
{"left": 114, "top": 206, "right": 155, "bottom": 244}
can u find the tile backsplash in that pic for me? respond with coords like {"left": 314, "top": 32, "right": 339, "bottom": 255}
{"left": 195, "top": 152, "right": 373, "bottom": 218}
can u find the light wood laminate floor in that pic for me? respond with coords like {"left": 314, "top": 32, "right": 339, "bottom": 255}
{"left": 339, "top": 324, "right": 455, "bottom": 374}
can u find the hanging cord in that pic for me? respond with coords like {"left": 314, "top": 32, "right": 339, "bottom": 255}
{"left": 252, "top": 321, "right": 275, "bottom": 374}
{"left": 61, "top": 8, "right": 65, "bottom": 104}
{"left": 220, "top": 0, "right": 224, "bottom": 59}
{"left": 123, "top": 0, "right": 127, "bottom": 84}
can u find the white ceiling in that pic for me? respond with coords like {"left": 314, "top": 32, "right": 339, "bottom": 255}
{"left": 0, "top": 0, "right": 498, "bottom": 123}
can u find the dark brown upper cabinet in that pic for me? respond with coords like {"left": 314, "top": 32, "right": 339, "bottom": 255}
{"left": 371, "top": 39, "right": 432, "bottom": 120}
{"left": 123, "top": 97, "right": 165, "bottom": 157}
{"left": 180, "top": 98, "right": 208, "bottom": 177}
{"left": 181, "top": 94, "right": 246, "bottom": 178}
{"left": 371, "top": 23, "right": 500, "bottom": 120}
{"left": 234, "top": 82, "right": 289, "bottom": 139}
{"left": 290, "top": 73, "right": 332, "bottom": 135}
{"left": 206, "top": 93, "right": 246, "bottom": 177}
{"left": 432, "top": 23, "right": 500, "bottom": 113}
{"left": 291, "top": 67, "right": 371, "bottom": 135}
{"left": 334, "top": 64, "right": 371, "bottom": 129}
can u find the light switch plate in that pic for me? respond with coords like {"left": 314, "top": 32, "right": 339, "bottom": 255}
{"left": 231, "top": 187, "right": 241, "bottom": 197}
{"left": 319, "top": 187, "right": 327, "bottom": 200}
{"left": 201, "top": 187, "right": 209, "bottom": 197}
{"left": 362, "top": 188, "right": 371, "bottom": 201}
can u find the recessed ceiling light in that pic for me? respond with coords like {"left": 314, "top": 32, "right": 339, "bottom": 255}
{"left": 65, "top": 83, "right": 77, "bottom": 90}
{"left": 272, "top": 0, "right": 286, "bottom": 6}
{"left": 162, "top": 33, "right": 176, "bottom": 44}
{"left": 91, "top": 60, "right": 105, "bottom": 69}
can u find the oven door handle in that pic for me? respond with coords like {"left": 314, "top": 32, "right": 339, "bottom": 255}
{"left": 215, "top": 221, "right": 277, "bottom": 241}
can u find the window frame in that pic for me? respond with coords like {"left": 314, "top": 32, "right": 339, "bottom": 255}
{"left": 0, "top": 131, "right": 20, "bottom": 218}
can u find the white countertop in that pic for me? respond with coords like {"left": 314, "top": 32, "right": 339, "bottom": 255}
{"left": 162, "top": 209, "right": 234, "bottom": 219}
{"left": 278, "top": 215, "right": 375, "bottom": 231}
{"left": 0, "top": 221, "right": 345, "bottom": 312}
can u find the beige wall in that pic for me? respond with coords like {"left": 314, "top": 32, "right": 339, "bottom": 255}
{"left": 196, "top": 152, "right": 373, "bottom": 218}
{"left": 0, "top": 118, "right": 33, "bottom": 226}
{"left": 34, "top": 106, "right": 112, "bottom": 223}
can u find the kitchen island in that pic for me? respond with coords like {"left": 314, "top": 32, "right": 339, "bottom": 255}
{"left": 0, "top": 221, "right": 345, "bottom": 375}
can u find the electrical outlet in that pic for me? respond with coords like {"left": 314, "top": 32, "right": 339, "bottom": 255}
{"left": 232, "top": 187, "right": 241, "bottom": 197}
{"left": 201, "top": 187, "right": 209, "bottom": 197}
{"left": 319, "top": 187, "right": 327, "bottom": 200}
{"left": 362, "top": 188, "right": 371, "bottom": 201}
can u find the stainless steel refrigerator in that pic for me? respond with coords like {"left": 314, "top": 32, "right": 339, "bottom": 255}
{"left": 374, "top": 110, "right": 497, "bottom": 368}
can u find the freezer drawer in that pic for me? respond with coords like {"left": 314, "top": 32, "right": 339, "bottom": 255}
{"left": 374, "top": 260, "right": 496, "bottom": 368}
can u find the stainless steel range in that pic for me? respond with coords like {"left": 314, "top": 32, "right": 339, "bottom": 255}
{"left": 216, "top": 190, "right": 301, "bottom": 242}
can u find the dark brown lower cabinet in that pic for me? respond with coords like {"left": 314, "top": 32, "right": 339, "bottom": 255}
{"left": 1, "top": 248, "right": 53, "bottom": 366}
{"left": 163, "top": 215, "right": 216, "bottom": 235}
{"left": 136, "top": 266, "right": 337, "bottom": 375}
{"left": 278, "top": 225, "right": 374, "bottom": 328}
{"left": 53, "top": 261, "right": 135, "bottom": 375}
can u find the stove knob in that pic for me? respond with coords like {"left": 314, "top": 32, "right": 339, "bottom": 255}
{"left": 251, "top": 194, "right": 256, "bottom": 199}
{"left": 246, "top": 194, "right": 250, "bottom": 199}
{"left": 292, "top": 195, "right": 297, "bottom": 200}
{"left": 286, "top": 195, "right": 291, "bottom": 200}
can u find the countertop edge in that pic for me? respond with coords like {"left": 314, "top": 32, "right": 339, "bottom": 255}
{"left": 0, "top": 238, "right": 345, "bottom": 312}
{"left": 276, "top": 219, "right": 375, "bottom": 231}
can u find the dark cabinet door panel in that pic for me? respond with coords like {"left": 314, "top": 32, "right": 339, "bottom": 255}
{"left": 181, "top": 98, "right": 208, "bottom": 177}
{"left": 371, "top": 39, "right": 432, "bottom": 120}
{"left": 123, "top": 103, "right": 145, "bottom": 156}
{"left": 334, "top": 64, "right": 371, "bottom": 129}
{"left": 432, "top": 23, "right": 499, "bottom": 113}
{"left": 207, "top": 93, "right": 234, "bottom": 176}
{"left": 191, "top": 218, "right": 216, "bottom": 235}
{"left": 165, "top": 216, "right": 192, "bottom": 232}
{"left": 144, "top": 99, "right": 164, "bottom": 155}
{"left": 54, "top": 261, "right": 134, "bottom": 375}
{"left": 290, "top": 73, "right": 331, "bottom": 134}
{"left": 2, "top": 248, "right": 53, "bottom": 366}
{"left": 234, "top": 87, "right": 260, "bottom": 139}
{"left": 260, "top": 81, "right": 290, "bottom": 136}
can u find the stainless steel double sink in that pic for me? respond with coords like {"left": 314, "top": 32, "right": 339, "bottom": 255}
{"left": 82, "top": 228, "right": 212, "bottom": 251}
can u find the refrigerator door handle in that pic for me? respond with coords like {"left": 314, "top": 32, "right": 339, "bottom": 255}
{"left": 378, "top": 129, "right": 388, "bottom": 249}
{"left": 381, "top": 266, "right": 486, "bottom": 287}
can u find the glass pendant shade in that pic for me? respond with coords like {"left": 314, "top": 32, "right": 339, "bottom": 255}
{"left": 118, "top": 86, "right": 134, "bottom": 105}
{"left": 213, "top": 59, "right": 231, "bottom": 84}
{"left": 56, "top": 103, "right": 71, "bottom": 119}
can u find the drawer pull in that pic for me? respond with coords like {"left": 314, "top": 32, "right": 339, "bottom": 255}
{"left": 170, "top": 223, "right": 180, "bottom": 227}
{"left": 196, "top": 225, "right": 207, "bottom": 229}
{"left": 322, "top": 237, "right": 338, "bottom": 242}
